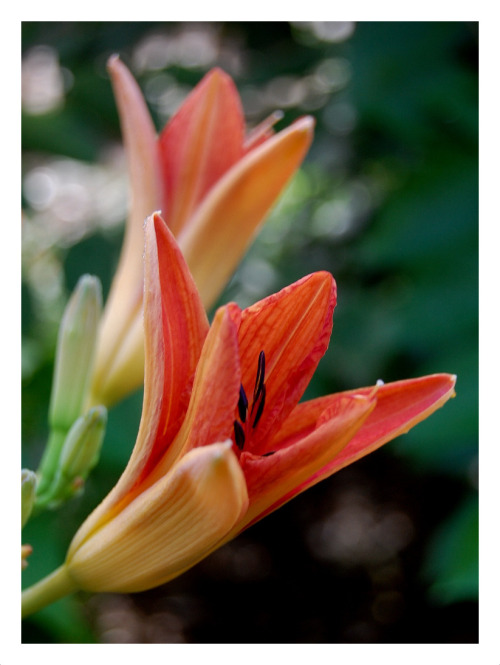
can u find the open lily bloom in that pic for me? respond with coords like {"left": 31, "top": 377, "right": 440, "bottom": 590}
{"left": 53, "top": 213, "right": 455, "bottom": 596}
{"left": 91, "top": 58, "right": 314, "bottom": 407}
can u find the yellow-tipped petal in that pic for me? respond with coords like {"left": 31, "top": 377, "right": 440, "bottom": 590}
{"left": 66, "top": 441, "right": 248, "bottom": 593}
{"left": 179, "top": 116, "right": 315, "bottom": 309}
{"left": 91, "top": 56, "right": 162, "bottom": 406}
{"left": 68, "top": 214, "right": 209, "bottom": 551}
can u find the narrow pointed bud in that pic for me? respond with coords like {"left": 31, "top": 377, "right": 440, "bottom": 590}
{"left": 59, "top": 406, "right": 107, "bottom": 483}
{"left": 49, "top": 275, "right": 102, "bottom": 432}
{"left": 22, "top": 469, "right": 37, "bottom": 528}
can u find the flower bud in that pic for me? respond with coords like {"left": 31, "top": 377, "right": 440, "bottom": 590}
{"left": 58, "top": 406, "right": 107, "bottom": 483}
{"left": 22, "top": 469, "right": 37, "bottom": 528}
{"left": 49, "top": 275, "right": 102, "bottom": 432}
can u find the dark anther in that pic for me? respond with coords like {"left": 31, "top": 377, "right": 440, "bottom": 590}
{"left": 252, "top": 350, "right": 266, "bottom": 405}
{"left": 238, "top": 384, "right": 248, "bottom": 423}
{"left": 252, "top": 383, "right": 266, "bottom": 429}
{"left": 233, "top": 420, "right": 245, "bottom": 450}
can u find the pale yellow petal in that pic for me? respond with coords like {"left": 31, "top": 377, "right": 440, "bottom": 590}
{"left": 91, "top": 56, "right": 162, "bottom": 406}
{"left": 66, "top": 442, "right": 248, "bottom": 593}
{"left": 91, "top": 309, "right": 145, "bottom": 407}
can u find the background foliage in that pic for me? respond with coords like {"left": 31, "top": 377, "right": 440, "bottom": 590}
{"left": 21, "top": 21, "right": 478, "bottom": 643}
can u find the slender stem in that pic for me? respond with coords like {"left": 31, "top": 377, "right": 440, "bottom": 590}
{"left": 22, "top": 565, "right": 78, "bottom": 618}
{"left": 36, "top": 429, "right": 67, "bottom": 496}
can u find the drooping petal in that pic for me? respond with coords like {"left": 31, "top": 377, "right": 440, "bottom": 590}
{"left": 237, "top": 392, "right": 376, "bottom": 531}
{"left": 245, "top": 373, "right": 457, "bottom": 527}
{"left": 66, "top": 441, "right": 249, "bottom": 593}
{"left": 91, "top": 56, "right": 163, "bottom": 406}
{"left": 159, "top": 68, "right": 245, "bottom": 237}
{"left": 68, "top": 214, "right": 209, "bottom": 552}
{"left": 235, "top": 271, "right": 336, "bottom": 454}
{"left": 308, "top": 373, "right": 457, "bottom": 482}
{"left": 178, "top": 117, "right": 315, "bottom": 309}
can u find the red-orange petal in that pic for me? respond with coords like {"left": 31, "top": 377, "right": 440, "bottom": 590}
{"left": 159, "top": 68, "right": 245, "bottom": 236}
{"left": 68, "top": 214, "right": 211, "bottom": 551}
{"left": 313, "top": 373, "right": 457, "bottom": 480}
{"left": 238, "top": 391, "right": 376, "bottom": 530}
{"left": 142, "top": 213, "right": 210, "bottom": 473}
{"left": 255, "top": 373, "right": 457, "bottom": 522}
{"left": 152, "top": 305, "right": 242, "bottom": 476}
{"left": 178, "top": 116, "right": 314, "bottom": 309}
{"left": 236, "top": 272, "right": 336, "bottom": 454}
{"left": 237, "top": 373, "right": 455, "bottom": 531}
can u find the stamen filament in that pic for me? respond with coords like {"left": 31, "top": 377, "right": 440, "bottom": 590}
{"left": 252, "top": 384, "right": 266, "bottom": 428}
{"left": 252, "top": 350, "right": 266, "bottom": 410}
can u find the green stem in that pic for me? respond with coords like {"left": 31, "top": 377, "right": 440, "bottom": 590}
{"left": 36, "top": 429, "right": 67, "bottom": 496}
{"left": 22, "top": 565, "right": 78, "bottom": 618}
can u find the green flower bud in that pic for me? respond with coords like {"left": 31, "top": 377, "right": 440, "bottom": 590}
{"left": 58, "top": 406, "right": 107, "bottom": 484}
{"left": 22, "top": 469, "right": 37, "bottom": 528}
{"left": 49, "top": 275, "right": 102, "bottom": 433}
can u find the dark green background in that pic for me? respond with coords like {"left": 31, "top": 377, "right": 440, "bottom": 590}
{"left": 21, "top": 22, "right": 478, "bottom": 643}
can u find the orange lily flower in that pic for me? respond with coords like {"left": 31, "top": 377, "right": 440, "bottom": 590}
{"left": 91, "top": 58, "right": 314, "bottom": 407}
{"left": 21, "top": 211, "right": 455, "bottom": 604}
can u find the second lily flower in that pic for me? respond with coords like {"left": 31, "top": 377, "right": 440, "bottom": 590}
{"left": 91, "top": 60, "right": 315, "bottom": 407}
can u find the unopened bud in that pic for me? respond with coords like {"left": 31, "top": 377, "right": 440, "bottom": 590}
{"left": 49, "top": 275, "right": 102, "bottom": 432}
{"left": 22, "top": 469, "right": 37, "bottom": 527}
{"left": 59, "top": 406, "right": 107, "bottom": 482}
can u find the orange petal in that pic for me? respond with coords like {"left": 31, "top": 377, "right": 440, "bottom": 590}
{"left": 67, "top": 441, "right": 249, "bottom": 593}
{"left": 313, "top": 373, "right": 458, "bottom": 480}
{"left": 159, "top": 68, "right": 245, "bottom": 236}
{"left": 237, "top": 271, "right": 336, "bottom": 454}
{"left": 92, "top": 56, "right": 163, "bottom": 404}
{"left": 142, "top": 214, "right": 210, "bottom": 470}
{"left": 178, "top": 116, "right": 315, "bottom": 309}
{"left": 69, "top": 214, "right": 210, "bottom": 551}
{"left": 151, "top": 305, "right": 242, "bottom": 477}
{"left": 249, "top": 373, "right": 457, "bottom": 522}
{"left": 237, "top": 392, "right": 376, "bottom": 530}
